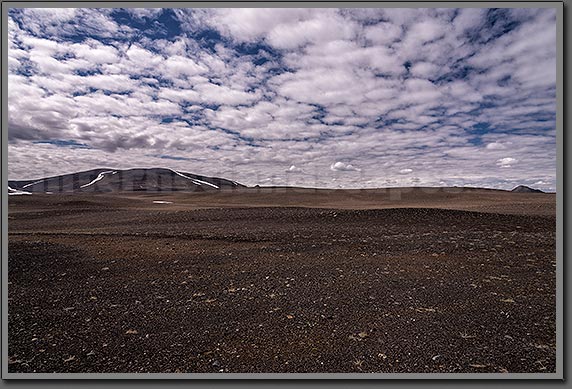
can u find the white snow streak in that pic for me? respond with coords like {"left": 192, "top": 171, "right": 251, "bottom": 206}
{"left": 22, "top": 179, "right": 44, "bottom": 189}
{"left": 168, "top": 168, "right": 219, "bottom": 189}
{"left": 190, "top": 177, "right": 219, "bottom": 189}
{"left": 80, "top": 170, "right": 117, "bottom": 188}
{"left": 8, "top": 185, "right": 32, "bottom": 195}
{"left": 153, "top": 201, "right": 173, "bottom": 204}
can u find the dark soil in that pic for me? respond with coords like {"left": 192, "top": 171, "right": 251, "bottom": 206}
{"left": 8, "top": 194, "right": 556, "bottom": 373}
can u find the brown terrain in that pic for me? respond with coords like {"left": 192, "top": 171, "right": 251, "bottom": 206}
{"left": 7, "top": 187, "right": 556, "bottom": 373}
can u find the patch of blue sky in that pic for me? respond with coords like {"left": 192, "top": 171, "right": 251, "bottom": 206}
{"left": 148, "top": 154, "right": 194, "bottom": 161}
{"left": 189, "top": 28, "right": 223, "bottom": 51}
{"left": 33, "top": 139, "right": 92, "bottom": 149}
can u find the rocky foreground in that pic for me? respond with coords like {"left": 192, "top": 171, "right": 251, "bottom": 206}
{"left": 8, "top": 193, "right": 556, "bottom": 373}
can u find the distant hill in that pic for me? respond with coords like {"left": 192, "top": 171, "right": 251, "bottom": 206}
{"left": 511, "top": 185, "right": 545, "bottom": 193}
{"left": 8, "top": 168, "right": 245, "bottom": 194}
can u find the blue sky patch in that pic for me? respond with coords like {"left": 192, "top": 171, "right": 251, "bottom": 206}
{"left": 149, "top": 154, "right": 193, "bottom": 161}
{"left": 33, "top": 139, "right": 92, "bottom": 149}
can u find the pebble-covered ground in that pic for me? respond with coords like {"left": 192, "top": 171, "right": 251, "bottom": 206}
{"left": 8, "top": 194, "right": 556, "bottom": 373}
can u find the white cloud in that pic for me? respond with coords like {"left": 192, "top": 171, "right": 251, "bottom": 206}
{"left": 162, "top": 55, "right": 208, "bottom": 78}
{"left": 407, "top": 19, "right": 447, "bottom": 44}
{"left": 364, "top": 22, "right": 402, "bottom": 45}
{"left": 497, "top": 157, "right": 517, "bottom": 168}
{"left": 71, "top": 40, "right": 119, "bottom": 64}
{"left": 331, "top": 161, "right": 361, "bottom": 172}
{"left": 127, "top": 8, "right": 164, "bottom": 20}
{"left": 158, "top": 88, "right": 201, "bottom": 103}
{"left": 286, "top": 165, "right": 302, "bottom": 173}
{"left": 13, "top": 8, "right": 130, "bottom": 39}
{"left": 486, "top": 142, "right": 507, "bottom": 150}
{"left": 409, "top": 61, "right": 441, "bottom": 79}
{"left": 266, "top": 13, "right": 357, "bottom": 49}
{"left": 194, "top": 82, "right": 261, "bottom": 106}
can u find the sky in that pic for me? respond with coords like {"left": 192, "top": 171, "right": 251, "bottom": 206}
{"left": 7, "top": 8, "right": 557, "bottom": 190}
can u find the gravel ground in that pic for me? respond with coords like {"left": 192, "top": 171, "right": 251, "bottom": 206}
{"left": 8, "top": 194, "right": 556, "bottom": 373}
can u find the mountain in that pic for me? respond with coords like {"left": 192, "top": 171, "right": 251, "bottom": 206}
{"left": 8, "top": 168, "right": 245, "bottom": 194}
{"left": 510, "top": 185, "right": 545, "bottom": 193}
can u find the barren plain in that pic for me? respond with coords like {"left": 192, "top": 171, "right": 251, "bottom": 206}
{"left": 8, "top": 188, "right": 556, "bottom": 373}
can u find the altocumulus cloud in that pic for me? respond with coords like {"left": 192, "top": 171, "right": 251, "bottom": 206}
{"left": 7, "top": 8, "right": 557, "bottom": 191}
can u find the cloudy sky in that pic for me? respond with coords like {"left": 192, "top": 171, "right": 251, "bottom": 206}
{"left": 8, "top": 8, "right": 557, "bottom": 190}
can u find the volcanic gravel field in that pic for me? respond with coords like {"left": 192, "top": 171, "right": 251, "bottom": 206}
{"left": 8, "top": 191, "right": 556, "bottom": 374}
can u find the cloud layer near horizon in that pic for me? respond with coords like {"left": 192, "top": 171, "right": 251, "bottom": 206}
{"left": 8, "top": 8, "right": 557, "bottom": 190}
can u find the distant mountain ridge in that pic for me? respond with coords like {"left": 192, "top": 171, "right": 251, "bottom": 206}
{"left": 8, "top": 169, "right": 549, "bottom": 195}
{"left": 8, "top": 168, "right": 245, "bottom": 194}
{"left": 511, "top": 185, "right": 545, "bottom": 193}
